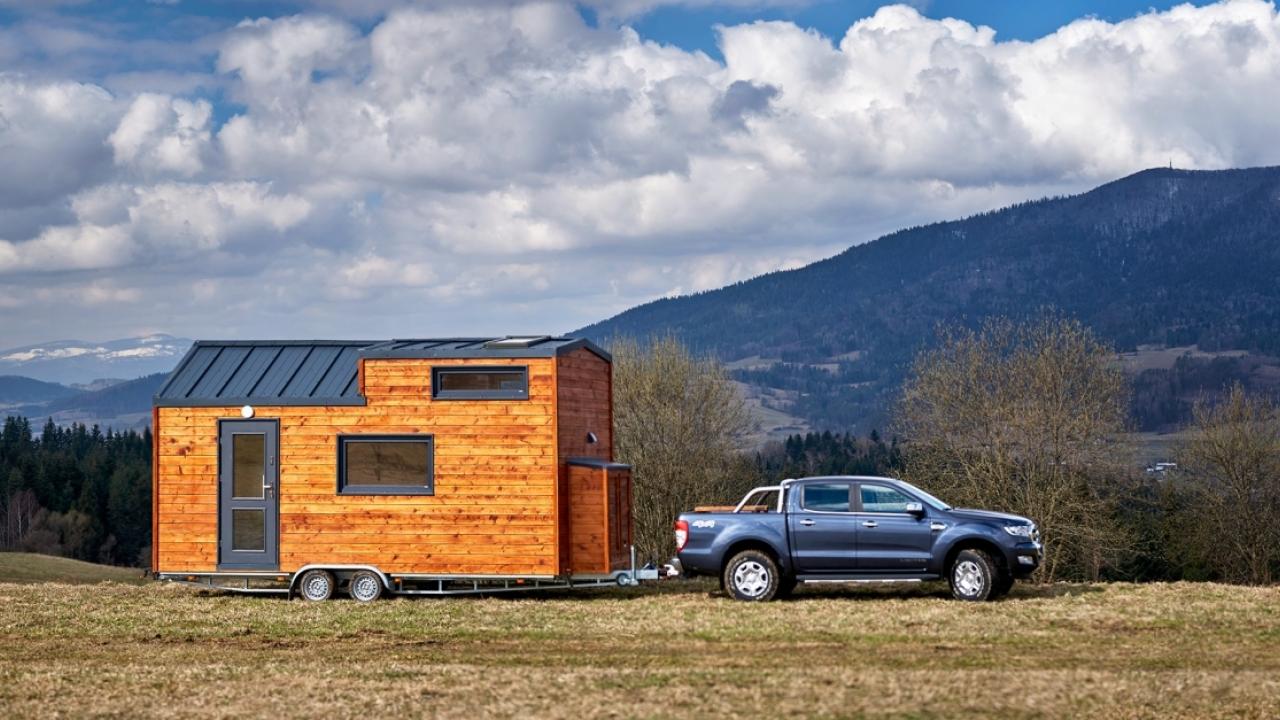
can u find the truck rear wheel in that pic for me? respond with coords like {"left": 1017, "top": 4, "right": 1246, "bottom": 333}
{"left": 949, "top": 549, "right": 997, "bottom": 602}
{"left": 723, "top": 550, "right": 780, "bottom": 602}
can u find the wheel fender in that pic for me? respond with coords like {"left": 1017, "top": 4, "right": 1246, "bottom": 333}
{"left": 289, "top": 564, "right": 391, "bottom": 594}
{"left": 710, "top": 523, "right": 791, "bottom": 576}
{"left": 931, "top": 526, "right": 1006, "bottom": 576}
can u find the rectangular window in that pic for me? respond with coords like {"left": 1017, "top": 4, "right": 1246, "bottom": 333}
{"left": 338, "top": 436, "right": 434, "bottom": 495}
{"left": 801, "top": 483, "right": 852, "bottom": 512}
{"left": 859, "top": 484, "right": 913, "bottom": 513}
{"left": 432, "top": 366, "right": 529, "bottom": 400}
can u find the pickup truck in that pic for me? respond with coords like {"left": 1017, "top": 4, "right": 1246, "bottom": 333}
{"left": 674, "top": 475, "right": 1041, "bottom": 601}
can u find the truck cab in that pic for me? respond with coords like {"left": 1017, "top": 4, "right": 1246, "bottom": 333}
{"left": 674, "top": 476, "right": 1041, "bottom": 601}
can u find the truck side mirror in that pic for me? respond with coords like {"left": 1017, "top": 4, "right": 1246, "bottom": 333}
{"left": 905, "top": 502, "right": 924, "bottom": 517}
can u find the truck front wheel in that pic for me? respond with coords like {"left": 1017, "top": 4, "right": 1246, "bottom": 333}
{"left": 949, "top": 549, "right": 998, "bottom": 602}
{"left": 723, "top": 550, "right": 781, "bottom": 602}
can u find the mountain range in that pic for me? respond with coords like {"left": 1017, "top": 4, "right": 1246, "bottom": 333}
{"left": 0, "top": 334, "right": 191, "bottom": 386}
{"left": 579, "top": 167, "right": 1280, "bottom": 433}
{"left": 3, "top": 167, "right": 1278, "bottom": 436}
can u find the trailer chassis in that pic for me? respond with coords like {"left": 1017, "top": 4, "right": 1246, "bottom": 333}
{"left": 157, "top": 548, "right": 664, "bottom": 599}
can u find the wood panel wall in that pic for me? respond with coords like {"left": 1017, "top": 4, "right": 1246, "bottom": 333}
{"left": 555, "top": 348, "right": 614, "bottom": 573}
{"left": 565, "top": 464, "right": 633, "bottom": 574}
{"left": 556, "top": 348, "right": 612, "bottom": 461}
{"left": 155, "top": 357, "right": 560, "bottom": 576}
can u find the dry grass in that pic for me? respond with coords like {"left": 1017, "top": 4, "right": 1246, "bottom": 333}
{"left": 1, "top": 580, "right": 1279, "bottom": 718}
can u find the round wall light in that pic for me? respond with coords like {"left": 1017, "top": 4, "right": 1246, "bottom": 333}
{"left": 241, "top": 405, "right": 255, "bottom": 419}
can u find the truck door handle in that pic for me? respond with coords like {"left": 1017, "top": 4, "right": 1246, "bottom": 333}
{"left": 799, "top": 519, "right": 816, "bottom": 527}
{"left": 862, "top": 521, "right": 878, "bottom": 528}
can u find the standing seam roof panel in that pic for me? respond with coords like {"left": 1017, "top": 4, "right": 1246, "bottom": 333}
{"left": 313, "top": 346, "right": 362, "bottom": 398}
{"left": 250, "top": 346, "right": 311, "bottom": 398}
{"left": 283, "top": 346, "right": 342, "bottom": 398}
{"left": 219, "top": 346, "right": 282, "bottom": 398}
{"left": 160, "top": 345, "right": 222, "bottom": 400}
{"left": 190, "top": 346, "right": 251, "bottom": 398}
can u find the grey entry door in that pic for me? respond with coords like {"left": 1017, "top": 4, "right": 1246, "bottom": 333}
{"left": 218, "top": 420, "right": 279, "bottom": 570}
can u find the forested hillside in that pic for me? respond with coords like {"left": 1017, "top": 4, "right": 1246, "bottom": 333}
{"left": 579, "top": 167, "right": 1280, "bottom": 431}
{"left": 0, "top": 417, "right": 151, "bottom": 566}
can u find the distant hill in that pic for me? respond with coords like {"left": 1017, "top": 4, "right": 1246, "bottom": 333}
{"left": 0, "top": 552, "right": 146, "bottom": 584}
{"left": 579, "top": 167, "right": 1280, "bottom": 432}
{"left": 0, "top": 376, "right": 76, "bottom": 408}
{"left": 0, "top": 334, "right": 190, "bottom": 385}
{"left": 16, "top": 373, "right": 168, "bottom": 432}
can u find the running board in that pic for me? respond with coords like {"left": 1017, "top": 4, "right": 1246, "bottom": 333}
{"left": 797, "top": 573, "right": 940, "bottom": 583}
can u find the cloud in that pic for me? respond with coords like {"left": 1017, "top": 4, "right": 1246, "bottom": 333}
{"left": 109, "top": 94, "right": 213, "bottom": 176}
{"left": 3, "top": 1, "right": 1280, "bottom": 346}
{"left": 0, "top": 182, "right": 311, "bottom": 273}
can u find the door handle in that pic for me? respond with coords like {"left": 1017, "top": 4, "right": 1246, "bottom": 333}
{"left": 862, "top": 521, "right": 878, "bottom": 528}
{"left": 799, "top": 519, "right": 816, "bottom": 527}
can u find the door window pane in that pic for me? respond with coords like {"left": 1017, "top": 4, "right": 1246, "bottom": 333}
{"left": 802, "top": 483, "right": 851, "bottom": 512}
{"left": 232, "top": 509, "right": 265, "bottom": 551}
{"left": 861, "top": 485, "right": 913, "bottom": 513}
{"left": 232, "top": 434, "right": 265, "bottom": 499}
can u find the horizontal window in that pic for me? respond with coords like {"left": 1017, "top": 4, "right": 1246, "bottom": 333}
{"left": 338, "top": 436, "right": 434, "bottom": 496}
{"left": 432, "top": 366, "right": 529, "bottom": 400}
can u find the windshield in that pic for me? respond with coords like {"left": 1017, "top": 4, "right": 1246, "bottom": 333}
{"left": 897, "top": 480, "right": 952, "bottom": 511}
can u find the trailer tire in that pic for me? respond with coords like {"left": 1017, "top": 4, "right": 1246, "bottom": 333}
{"left": 723, "top": 550, "right": 780, "bottom": 602}
{"left": 298, "top": 569, "right": 336, "bottom": 602}
{"left": 348, "top": 570, "right": 384, "bottom": 602}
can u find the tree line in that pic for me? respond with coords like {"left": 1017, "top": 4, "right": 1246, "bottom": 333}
{"left": 0, "top": 419, "right": 151, "bottom": 567}
{"left": 617, "top": 322, "right": 1280, "bottom": 585}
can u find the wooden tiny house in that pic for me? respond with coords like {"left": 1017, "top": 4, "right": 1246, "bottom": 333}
{"left": 152, "top": 336, "right": 637, "bottom": 598}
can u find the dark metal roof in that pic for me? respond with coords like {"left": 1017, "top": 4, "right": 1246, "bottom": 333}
{"left": 154, "top": 336, "right": 610, "bottom": 407}
{"left": 359, "top": 337, "right": 611, "bottom": 362}
{"left": 154, "top": 341, "right": 374, "bottom": 407}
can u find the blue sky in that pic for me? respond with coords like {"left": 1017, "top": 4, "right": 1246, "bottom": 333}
{"left": 0, "top": 0, "right": 1276, "bottom": 347}
{"left": 629, "top": 1, "right": 1219, "bottom": 56}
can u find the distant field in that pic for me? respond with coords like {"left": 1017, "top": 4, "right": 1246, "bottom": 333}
{"left": 1, "top": 580, "right": 1278, "bottom": 718}
{"left": 0, "top": 552, "right": 146, "bottom": 585}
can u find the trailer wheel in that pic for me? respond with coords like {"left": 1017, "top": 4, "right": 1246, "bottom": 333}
{"left": 723, "top": 549, "right": 780, "bottom": 602}
{"left": 348, "top": 570, "right": 384, "bottom": 602}
{"left": 298, "top": 569, "right": 336, "bottom": 602}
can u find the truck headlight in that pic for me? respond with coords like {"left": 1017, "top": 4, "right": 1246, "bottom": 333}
{"left": 1004, "top": 524, "right": 1035, "bottom": 538}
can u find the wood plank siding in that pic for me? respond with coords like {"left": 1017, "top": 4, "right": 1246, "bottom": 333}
{"left": 156, "top": 357, "right": 560, "bottom": 576}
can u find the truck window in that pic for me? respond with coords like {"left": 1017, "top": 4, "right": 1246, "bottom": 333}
{"left": 859, "top": 484, "right": 913, "bottom": 513}
{"left": 801, "top": 483, "right": 852, "bottom": 512}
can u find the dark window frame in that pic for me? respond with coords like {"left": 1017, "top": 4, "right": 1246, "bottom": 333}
{"left": 336, "top": 434, "right": 435, "bottom": 496}
{"left": 431, "top": 365, "right": 530, "bottom": 400}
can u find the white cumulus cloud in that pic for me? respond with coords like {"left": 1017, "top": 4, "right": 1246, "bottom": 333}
{"left": 2, "top": 1, "right": 1280, "bottom": 345}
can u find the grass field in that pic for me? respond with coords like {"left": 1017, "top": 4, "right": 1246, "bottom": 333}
{"left": 0, "top": 552, "right": 147, "bottom": 585}
{"left": 2, "top": 580, "right": 1279, "bottom": 718}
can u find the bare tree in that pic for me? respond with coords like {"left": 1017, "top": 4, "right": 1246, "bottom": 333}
{"left": 612, "top": 336, "right": 757, "bottom": 561}
{"left": 896, "top": 316, "right": 1132, "bottom": 582}
{"left": 1175, "top": 385, "right": 1280, "bottom": 584}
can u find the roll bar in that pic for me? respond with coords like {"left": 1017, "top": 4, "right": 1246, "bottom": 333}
{"left": 733, "top": 478, "right": 797, "bottom": 513}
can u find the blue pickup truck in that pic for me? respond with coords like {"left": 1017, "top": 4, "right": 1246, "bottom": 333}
{"left": 674, "top": 476, "right": 1041, "bottom": 601}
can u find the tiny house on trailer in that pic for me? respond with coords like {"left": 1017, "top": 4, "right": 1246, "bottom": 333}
{"left": 151, "top": 336, "right": 647, "bottom": 600}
